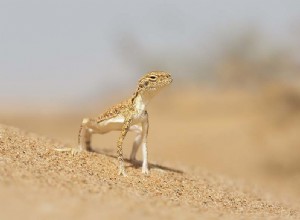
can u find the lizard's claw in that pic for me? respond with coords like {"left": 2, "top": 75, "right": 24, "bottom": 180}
{"left": 70, "top": 148, "right": 82, "bottom": 155}
{"left": 118, "top": 169, "right": 127, "bottom": 177}
{"left": 142, "top": 167, "right": 149, "bottom": 175}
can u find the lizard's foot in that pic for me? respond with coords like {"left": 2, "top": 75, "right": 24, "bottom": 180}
{"left": 70, "top": 148, "right": 82, "bottom": 155}
{"left": 142, "top": 164, "right": 149, "bottom": 175}
{"left": 118, "top": 164, "right": 127, "bottom": 177}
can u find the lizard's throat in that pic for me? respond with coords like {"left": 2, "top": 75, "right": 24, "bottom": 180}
{"left": 134, "top": 93, "right": 154, "bottom": 110}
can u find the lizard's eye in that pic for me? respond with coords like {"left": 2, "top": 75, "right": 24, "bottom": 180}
{"left": 149, "top": 75, "right": 157, "bottom": 81}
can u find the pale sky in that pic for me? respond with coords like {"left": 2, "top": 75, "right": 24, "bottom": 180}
{"left": 1, "top": 0, "right": 299, "bottom": 106}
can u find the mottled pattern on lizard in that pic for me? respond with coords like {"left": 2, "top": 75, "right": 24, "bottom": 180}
{"left": 56, "top": 71, "right": 172, "bottom": 176}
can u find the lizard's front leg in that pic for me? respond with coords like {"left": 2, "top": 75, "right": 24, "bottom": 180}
{"left": 117, "top": 116, "right": 132, "bottom": 176}
{"left": 129, "top": 125, "right": 142, "bottom": 162}
{"left": 141, "top": 112, "right": 149, "bottom": 174}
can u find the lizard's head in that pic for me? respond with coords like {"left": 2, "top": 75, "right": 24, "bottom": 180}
{"left": 138, "top": 71, "right": 172, "bottom": 93}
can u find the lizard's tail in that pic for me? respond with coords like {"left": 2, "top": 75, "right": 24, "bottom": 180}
{"left": 53, "top": 119, "right": 88, "bottom": 154}
{"left": 53, "top": 125, "right": 83, "bottom": 152}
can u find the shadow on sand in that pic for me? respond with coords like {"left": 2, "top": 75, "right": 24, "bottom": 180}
{"left": 92, "top": 148, "right": 184, "bottom": 174}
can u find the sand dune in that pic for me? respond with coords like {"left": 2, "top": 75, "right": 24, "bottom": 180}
{"left": 0, "top": 124, "right": 298, "bottom": 219}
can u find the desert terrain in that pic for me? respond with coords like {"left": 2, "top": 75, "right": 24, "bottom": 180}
{"left": 1, "top": 83, "right": 300, "bottom": 219}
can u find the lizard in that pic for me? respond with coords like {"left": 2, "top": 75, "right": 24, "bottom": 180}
{"left": 55, "top": 71, "right": 172, "bottom": 176}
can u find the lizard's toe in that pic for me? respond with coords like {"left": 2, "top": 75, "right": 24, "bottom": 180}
{"left": 118, "top": 171, "right": 127, "bottom": 177}
{"left": 142, "top": 167, "right": 149, "bottom": 175}
{"left": 71, "top": 148, "right": 82, "bottom": 155}
{"left": 118, "top": 167, "right": 127, "bottom": 177}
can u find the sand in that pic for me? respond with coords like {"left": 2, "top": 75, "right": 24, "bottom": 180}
{"left": 0, "top": 124, "right": 299, "bottom": 220}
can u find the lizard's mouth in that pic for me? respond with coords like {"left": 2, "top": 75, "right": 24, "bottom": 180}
{"left": 148, "top": 79, "right": 172, "bottom": 91}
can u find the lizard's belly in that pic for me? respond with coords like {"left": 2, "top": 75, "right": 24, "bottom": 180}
{"left": 95, "top": 112, "right": 145, "bottom": 133}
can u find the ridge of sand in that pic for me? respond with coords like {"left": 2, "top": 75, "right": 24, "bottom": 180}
{"left": 0, "top": 124, "right": 298, "bottom": 219}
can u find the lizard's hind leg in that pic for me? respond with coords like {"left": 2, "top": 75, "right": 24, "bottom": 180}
{"left": 54, "top": 117, "right": 93, "bottom": 155}
{"left": 77, "top": 118, "right": 95, "bottom": 153}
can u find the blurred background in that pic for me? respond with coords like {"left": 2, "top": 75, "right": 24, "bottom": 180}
{"left": 1, "top": 0, "right": 300, "bottom": 199}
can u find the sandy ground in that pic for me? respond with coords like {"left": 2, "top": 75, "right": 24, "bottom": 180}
{"left": 0, "top": 124, "right": 299, "bottom": 220}
{"left": 1, "top": 86, "right": 300, "bottom": 219}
